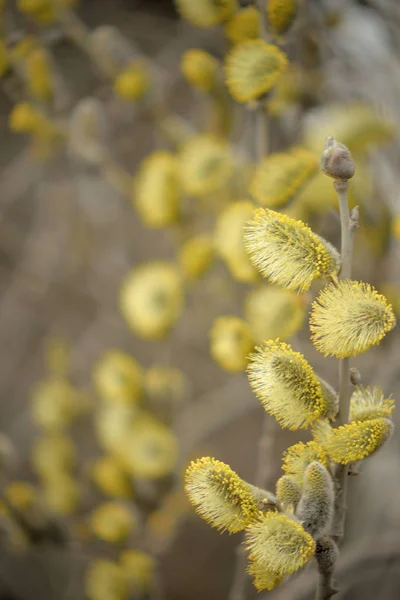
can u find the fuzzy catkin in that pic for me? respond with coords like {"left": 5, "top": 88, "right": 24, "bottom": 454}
{"left": 247, "top": 340, "right": 330, "bottom": 430}
{"left": 296, "top": 462, "right": 334, "bottom": 539}
{"left": 244, "top": 208, "right": 340, "bottom": 292}
{"left": 185, "top": 457, "right": 260, "bottom": 533}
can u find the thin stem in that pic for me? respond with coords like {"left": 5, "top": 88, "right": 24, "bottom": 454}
{"left": 315, "top": 573, "right": 338, "bottom": 600}
{"left": 256, "top": 0, "right": 269, "bottom": 42}
{"left": 255, "top": 105, "right": 268, "bottom": 160}
{"left": 316, "top": 179, "right": 358, "bottom": 600}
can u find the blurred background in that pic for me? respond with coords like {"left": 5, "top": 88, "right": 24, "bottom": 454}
{"left": 1, "top": 0, "right": 400, "bottom": 599}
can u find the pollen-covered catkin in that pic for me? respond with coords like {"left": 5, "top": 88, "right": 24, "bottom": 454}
{"left": 245, "top": 513, "right": 315, "bottom": 590}
{"left": 282, "top": 441, "right": 328, "bottom": 486}
{"left": 225, "top": 40, "right": 287, "bottom": 103}
{"left": 247, "top": 340, "right": 330, "bottom": 430}
{"left": 185, "top": 457, "right": 260, "bottom": 533}
{"left": 310, "top": 280, "right": 396, "bottom": 358}
{"left": 349, "top": 386, "right": 395, "bottom": 423}
{"left": 251, "top": 148, "right": 318, "bottom": 208}
{"left": 296, "top": 462, "right": 334, "bottom": 539}
{"left": 324, "top": 418, "right": 394, "bottom": 464}
{"left": 244, "top": 208, "right": 340, "bottom": 292}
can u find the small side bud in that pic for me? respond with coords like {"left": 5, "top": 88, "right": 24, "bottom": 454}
{"left": 296, "top": 462, "right": 334, "bottom": 539}
{"left": 248, "top": 485, "right": 280, "bottom": 512}
{"left": 315, "top": 536, "right": 339, "bottom": 575}
{"left": 350, "top": 368, "right": 361, "bottom": 386}
{"left": 321, "top": 136, "right": 355, "bottom": 181}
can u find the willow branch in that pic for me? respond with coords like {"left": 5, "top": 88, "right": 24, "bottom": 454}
{"left": 333, "top": 182, "right": 359, "bottom": 545}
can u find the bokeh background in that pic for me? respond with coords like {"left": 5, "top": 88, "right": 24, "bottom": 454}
{"left": 1, "top": 0, "right": 400, "bottom": 599}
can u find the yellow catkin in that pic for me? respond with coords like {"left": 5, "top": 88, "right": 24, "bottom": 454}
{"left": 349, "top": 386, "right": 395, "bottom": 423}
{"left": 310, "top": 280, "right": 396, "bottom": 358}
{"left": 282, "top": 440, "right": 328, "bottom": 486}
{"left": 91, "top": 456, "right": 133, "bottom": 499}
{"left": 225, "top": 40, "right": 287, "bottom": 103}
{"left": 32, "top": 434, "right": 76, "bottom": 479}
{"left": 113, "top": 61, "right": 149, "bottom": 101}
{"left": 244, "top": 285, "right": 306, "bottom": 344}
{"left": 120, "top": 550, "right": 155, "bottom": 594}
{"left": 25, "top": 48, "right": 53, "bottom": 102}
{"left": 247, "top": 340, "right": 329, "bottom": 430}
{"left": 224, "top": 7, "right": 260, "bottom": 45}
{"left": 392, "top": 215, "right": 400, "bottom": 241}
{"left": 275, "top": 475, "right": 301, "bottom": 513}
{"left": 119, "top": 261, "right": 184, "bottom": 340}
{"left": 175, "top": 0, "right": 236, "bottom": 27}
{"left": 42, "top": 473, "right": 80, "bottom": 515}
{"left": 325, "top": 418, "right": 394, "bottom": 464}
{"left": 133, "top": 151, "right": 181, "bottom": 228}
{"left": 90, "top": 502, "right": 135, "bottom": 543}
{"left": 244, "top": 208, "right": 340, "bottom": 292}
{"left": 178, "top": 235, "right": 214, "bottom": 281}
{"left": 85, "top": 560, "right": 128, "bottom": 600}
{"left": 181, "top": 49, "right": 218, "bottom": 92}
{"left": 210, "top": 316, "right": 254, "bottom": 373}
{"left": 116, "top": 412, "right": 179, "bottom": 480}
{"left": 185, "top": 457, "right": 260, "bottom": 533}
{"left": 31, "top": 378, "right": 78, "bottom": 431}
{"left": 214, "top": 200, "right": 259, "bottom": 283}
{"left": 179, "top": 134, "right": 233, "bottom": 198}
{"left": 251, "top": 148, "right": 318, "bottom": 208}
{"left": 245, "top": 513, "right": 315, "bottom": 590}
{"left": 92, "top": 349, "right": 143, "bottom": 405}
{"left": 267, "top": 0, "right": 297, "bottom": 36}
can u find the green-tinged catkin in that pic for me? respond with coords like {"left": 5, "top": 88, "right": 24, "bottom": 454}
{"left": 275, "top": 475, "right": 301, "bottom": 513}
{"left": 349, "top": 386, "right": 395, "bottom": 423}
{"left": 324, "top": 418, "right": 394, "bottom": 464}
{"left": 267, "top": 0, "right": 298, "bottom": 36}
{"left": 245, "top": 513, "right": 315, "bottom": 590}
{"left": 296, "top": 462, "right": 334, "bottom": 539}
{"left": 282, "top": 441, "right": 328, "bottom": 486}
{"left": 175, "top": 0, "right": 236, "bottom": 28}
{"left": 318, "top": 378, "right": 339, "bottom": 422}
{"left": 315, "top": 536, "right": 339, "bottom": 575}
{"left": 251, "top": 148, "right": 318, "bottom": 208}
{"left": 244, "top": 208, "right": 340, "bottom": 292}
{"left": 185, "top": 457, "right": 260, "bottom": 533}
{"left": 225, "top": 40, "right": 287, "bottom": 103}
{"left": 247, "top": 340, "right": 329, "bottom": 430}
{"left": 310, "top": 280, "right": 396, "bottom": 358}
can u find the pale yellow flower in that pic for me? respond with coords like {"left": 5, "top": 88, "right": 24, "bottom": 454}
{"left": 225, "top": 40, "right": 287, "bottom": 103}
{"left": 90, "top": 502, "right": 135, "bottom": 543}
{"left": 119, "top": 262, "right": 184, "bottom": 340}
{"left": 210, "top": 316, "right": 254, "bottom": 373}
{"left": 93, "top": 349, "right": 143, "bottom": 405}
{"left": 185, "top": 457, "right": 260, "bottom": 533}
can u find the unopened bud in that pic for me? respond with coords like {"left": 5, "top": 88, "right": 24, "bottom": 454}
{"left": 296, "top": 462, "right": 334, "bottom": 540}
{"left": 315, "top": 536, "right": 339, "bottom": 575}
{"left": 321, "top": 136, "right": 355, "bottom": 180}
{"left": 350, "top": 367, "right": 361, "bottom": 386}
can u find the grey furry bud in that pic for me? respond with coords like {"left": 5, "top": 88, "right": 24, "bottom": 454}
{"left": 296, "top": 461, "right": 334, "bottom": 539}
{"left": 321, "top": 136, "right": 355, "bottom": 180}
{"left": 315, "top": 536, "right": 339, "bottom": 575}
